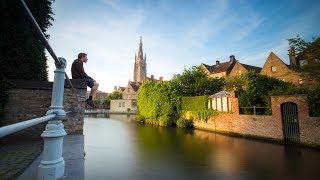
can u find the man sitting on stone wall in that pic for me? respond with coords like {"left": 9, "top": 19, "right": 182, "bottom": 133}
{"left": 71, "top": 52, "right": 99, "bottom": 108}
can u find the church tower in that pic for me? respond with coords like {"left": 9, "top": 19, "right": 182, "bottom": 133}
{"left": 133, "top": 36, "right": 147, "bottom": 83}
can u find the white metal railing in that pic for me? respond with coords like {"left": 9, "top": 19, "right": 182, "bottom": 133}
{"left": 0, "top": 0, "right": 76, "bottom": 179}
{"left": 0, "top": 114, "right": 56, "bottom": 138}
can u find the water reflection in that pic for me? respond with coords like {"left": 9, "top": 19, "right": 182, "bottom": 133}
{"left": 84, "top": 114, "right": 320, "bottom": 180}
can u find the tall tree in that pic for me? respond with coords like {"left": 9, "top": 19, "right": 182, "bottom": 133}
{"left": 170, "top": 66, "right": 225, "bottom": 96}
{"left": 288, "top": 35, "right": 320, "bottom": 83}
{"left": 0, "top": 0, "right": 54, "bottom": 117}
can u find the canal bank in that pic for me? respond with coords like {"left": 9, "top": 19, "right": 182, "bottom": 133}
{"left": 191, "top": 95, "right": 320, "bottom": 149}
{"left": 84, "top": 115, "right": 320, "bottom": 179}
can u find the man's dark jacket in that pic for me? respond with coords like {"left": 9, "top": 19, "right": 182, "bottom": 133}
{"left": 71, "top": 59, "right": 91, "bottom": 79}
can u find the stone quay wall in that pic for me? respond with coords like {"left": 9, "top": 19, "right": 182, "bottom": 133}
{"left": 1, "top": 80, "right": 87, "bottom": 139}
{"left": 194, "top": 95, "right": 320, "bottom": 147}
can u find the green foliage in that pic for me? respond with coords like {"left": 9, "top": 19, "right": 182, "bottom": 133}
{"left": 225, "top": 74, "right": 247, "bottom": 91}
{"left": 0, "top": 0, "right": 54, "bottom": 118}
{"left": 288, "top": 35, "right": 310, "bottom": 54}
{"left": 137, "top": 81, "right": 180, "bottom": 126}
{"left": 193, "top": 109, "right": 218, "bottom": 122}
{"left": 176, "top": 118, "right": 194, "bottom": 128}
{"left": 181, "top": 96, "right": 208, "bottom": 111}
{"left": 171, "top": 66, "right": 225, "bottom": 96}
{"left": 104, "top": 91, "right": 123, "bottom": 108}
{"left": 308, "top": 84, "right": 320, "bottom": 117}
{"left": 235, "top": 71, "right": 292, "bottom": 107}
{"left": 288, "top": 35, "right": 320, "bottom": 83}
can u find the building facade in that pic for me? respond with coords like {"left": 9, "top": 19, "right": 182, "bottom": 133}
{"left": 260, "top": 52, "right": 303, "bottom": 85}
{"left": 200, "top": 55, "right": 237, "bottom": 78}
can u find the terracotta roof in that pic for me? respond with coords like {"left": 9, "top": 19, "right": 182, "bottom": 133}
{"left": 240, "top": 63, "right": 262, "bottom": 73}
{"left": 202, "top": 60, "right": 236, "bottom": 74}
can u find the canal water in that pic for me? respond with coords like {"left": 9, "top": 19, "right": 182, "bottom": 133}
{"left": 84, "top": 114, "right": 320, "bottom": 180}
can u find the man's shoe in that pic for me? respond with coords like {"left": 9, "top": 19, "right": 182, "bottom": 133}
{"left": 86, "top": 99, "right": 96, "bottom": 108}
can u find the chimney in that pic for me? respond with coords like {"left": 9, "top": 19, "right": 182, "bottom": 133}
{"left": 230, "top": 55, "right": 236, "bottom": 62}
{"left": 216, "top": 60, "right": 220, "bottom": 65}
{"left": 159, "top": 77, "right": 163, "bottom": 81}
{"left": 151, "top": 75, "right": 154, "bottom": 80}
{"left": 288, "top": 47, "right": 297, "bottom": 67}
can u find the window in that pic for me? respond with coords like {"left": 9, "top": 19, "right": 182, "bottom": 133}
{"left": 132, "top": 100, "right": 137, "bottom": 107}
{"left": 271, "top": 66, "right": 277, "bottom": 72}
{"left": 118, "top": 102, "right": 121, "bottom": 107}
{"left": 122, "top": 102, "right": 125, "bottom": 107}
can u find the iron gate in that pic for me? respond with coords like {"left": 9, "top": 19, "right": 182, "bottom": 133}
{"left": 281, "top": 102, "right": 300, "bottom": 142}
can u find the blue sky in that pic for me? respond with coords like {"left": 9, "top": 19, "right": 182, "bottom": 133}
{"left": 46, "top": 0, "right": 320, "bottom": 92}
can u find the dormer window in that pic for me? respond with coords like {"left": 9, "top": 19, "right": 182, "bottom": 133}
{"left": 271, "top": 66, "right": 277, "bottom": 72}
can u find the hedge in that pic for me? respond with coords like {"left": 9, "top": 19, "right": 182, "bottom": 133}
{"left": 181, "top": 96, "right": 208, "bottom": 111}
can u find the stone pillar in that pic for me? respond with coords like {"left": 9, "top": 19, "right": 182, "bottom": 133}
{"left": 38, "top": 58, "right": 67, "bottom": 179}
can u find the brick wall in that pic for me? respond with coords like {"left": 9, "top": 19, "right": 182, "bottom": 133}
{"left": 194, "top": 94, "right": 320, "bottom": 147}
{"left": 1, "top": 80, "right": 86, "bottom": 139}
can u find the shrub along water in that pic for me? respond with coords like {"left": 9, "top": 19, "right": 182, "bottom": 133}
{"left": 137, "top": 81, "right": 180, "bottom": 126}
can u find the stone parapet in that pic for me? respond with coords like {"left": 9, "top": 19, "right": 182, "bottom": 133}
{"left": 1, "top": 80, "right": 86, "bottom": 139}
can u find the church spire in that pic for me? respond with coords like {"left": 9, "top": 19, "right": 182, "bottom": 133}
{"left": 138, "top": 36, "right": 143, "bottom": 60}
{"left": 134, "top": 36, "right": 147, "bottom": 83}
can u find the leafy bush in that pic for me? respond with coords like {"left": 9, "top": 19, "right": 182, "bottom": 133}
{"left": 135, "top": 114, "right": 145, "bottom": 123}
{"left": 176, "top": 118, "right": 193, "bottom": 128}
{"left": 137, "top": 81, "right": 180, "bottom": 126}
{"left": 181, "top": 96, "right": 208, "bottom": 111}
{"left": 235, "top": 71, "right": 294, "bottom": 108}
{"left": 308, "top": 84, "right": 320, "bottom": 117}
{"left": 158, "top": 116, "right": 173, "bottom": 127}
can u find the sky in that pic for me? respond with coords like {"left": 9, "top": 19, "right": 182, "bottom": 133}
{"left": 46, "top": 0, "right": 320, "bottom": 93}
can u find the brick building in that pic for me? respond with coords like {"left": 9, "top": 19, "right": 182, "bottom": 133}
{"left": 200, "top": 55, "right": 237, "bottom": 78}
{"left": 229, "top": 61, "right": 261, "bottom": 77}
{"left": 200, "top": 55, "right": 261, "bottom": 78}
{"left": 260, "top": 52, "right": 304, "bottom": 85}
{"left": 110, "top": 81, "right": 140, "bottom": 113}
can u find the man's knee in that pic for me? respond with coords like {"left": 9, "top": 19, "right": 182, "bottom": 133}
{"left": 94, "top": 82, "right": 99, "bottom": 87}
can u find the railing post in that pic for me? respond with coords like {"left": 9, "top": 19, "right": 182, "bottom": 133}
{"left": 38, "top": 58, "right": 67, "bottom": 180}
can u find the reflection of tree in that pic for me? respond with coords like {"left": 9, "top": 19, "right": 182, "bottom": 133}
{"left": 134, "top": 125, "right": 213, "bottom": 176}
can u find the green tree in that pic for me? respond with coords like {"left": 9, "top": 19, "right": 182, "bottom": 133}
{"left": 104, "top": 91, "right": 123, "bottom": 109}
{"left": 171, "top": 66, "right": 225, "bottom": 96}
{"left": 233, "top": 72, "right": 293, "bottom": 108}
{"left": 0, "top": 0, "right": 54, "bottom": 118}
{"left": 288, "top": 35, "right": 320, "bottom": 83}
